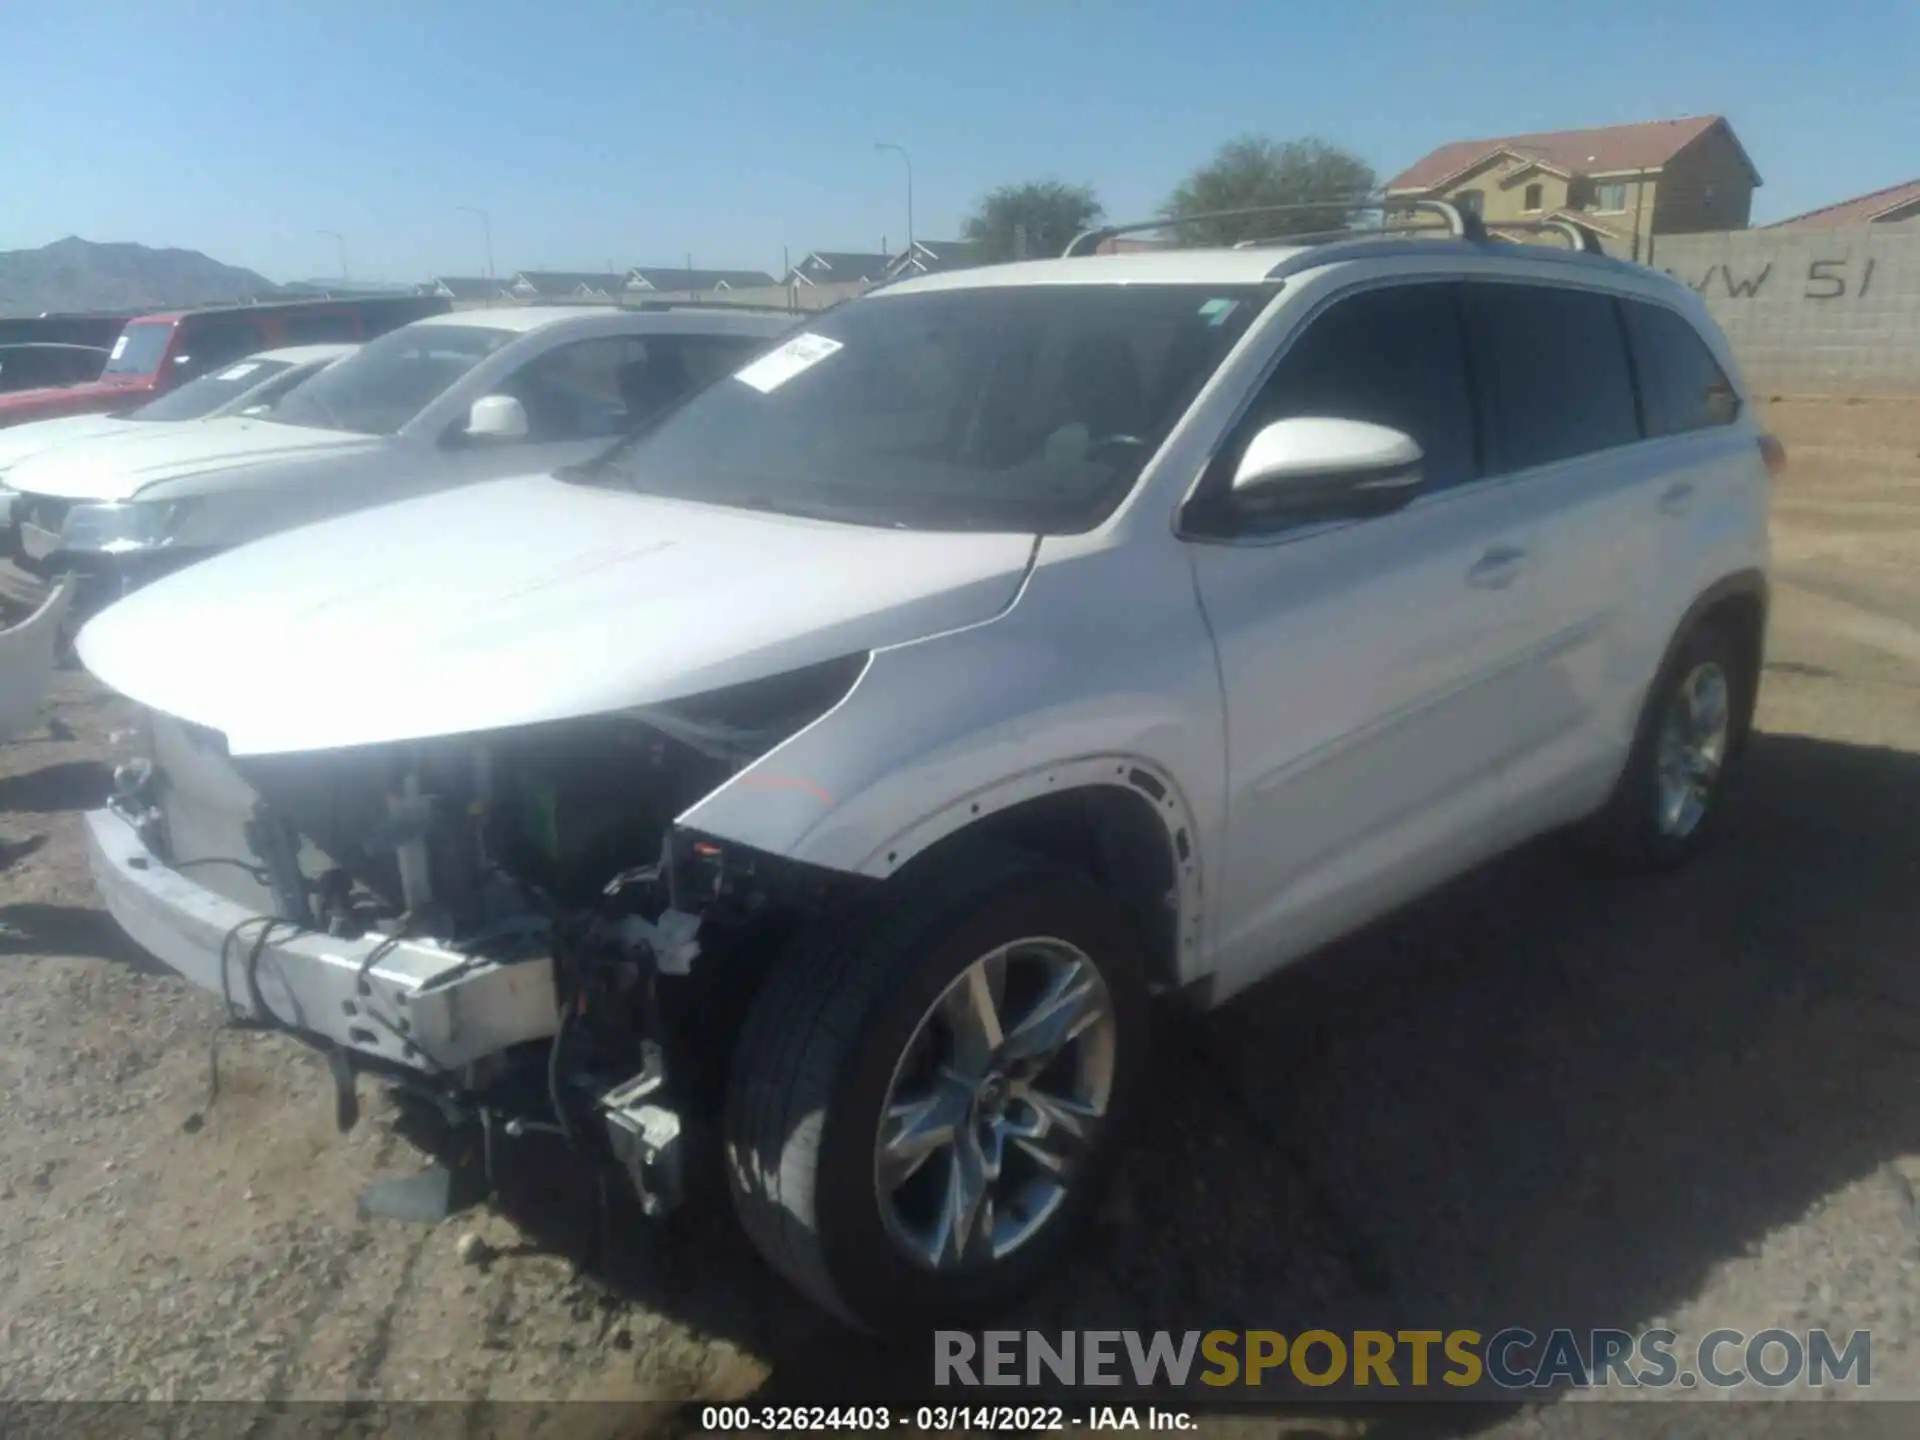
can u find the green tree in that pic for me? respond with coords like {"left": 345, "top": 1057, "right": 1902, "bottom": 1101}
{"left": 962, "top": 180, "right": 1105, "bottom": 262}
{"left": 1162, "top": 136, "right": 1377, "bottom": 246}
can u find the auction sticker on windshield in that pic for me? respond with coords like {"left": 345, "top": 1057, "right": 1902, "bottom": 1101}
{"left": 733, "top": 332, "right": 843, "bottom": 394}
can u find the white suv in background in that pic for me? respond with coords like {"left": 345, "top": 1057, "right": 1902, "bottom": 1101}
{"left": 76, "top": 210, "right": 1776, "bottom": 1329}
{"left": 2, "top": 305, "right": 792, "bottom": 621}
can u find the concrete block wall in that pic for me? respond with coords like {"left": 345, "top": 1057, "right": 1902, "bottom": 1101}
{"left": 1650, "top": 226, "right": 1920, "bottom": 394}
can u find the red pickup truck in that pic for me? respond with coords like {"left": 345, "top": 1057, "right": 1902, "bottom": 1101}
{"left": 0, "top": 295, "right": 450, "bottom": 429}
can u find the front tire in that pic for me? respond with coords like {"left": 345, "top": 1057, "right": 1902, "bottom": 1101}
{"left": 724, "top": 848, "right": 1148, "bottom": 1329}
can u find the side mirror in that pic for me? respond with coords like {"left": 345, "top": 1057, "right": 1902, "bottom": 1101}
{"left": 1229, "top": 417, "right": 1424, "bottom": 521}
{"left": 464, "top": 394, "right": 529, "bottom": 441}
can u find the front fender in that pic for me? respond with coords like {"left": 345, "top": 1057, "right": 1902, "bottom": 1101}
{"left": 677, "top": 536, "right": 1228, "bottom": 982}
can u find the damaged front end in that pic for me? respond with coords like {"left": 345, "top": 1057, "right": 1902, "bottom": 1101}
{"left": 89, "top": 653, "right": 873, "bottom": 1215}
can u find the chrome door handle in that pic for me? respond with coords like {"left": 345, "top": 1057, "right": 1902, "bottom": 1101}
{"left": 1659, "top": 481, "right": 1696, "bottom": 516}
{"left": 1466, "top": 544, "right": 1529, "bottom": 590}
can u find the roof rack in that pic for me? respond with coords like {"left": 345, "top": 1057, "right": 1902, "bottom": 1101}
{"left": 1484, "top": 218, "right": 1608, "bottom": 254}
{"left": 1064, "top": 196, "right": 1611, "bottom": 260}
{"left": 1062, "top": 197, "right": 1485, "bottom": 257}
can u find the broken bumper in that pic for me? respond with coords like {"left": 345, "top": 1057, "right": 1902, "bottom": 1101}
{"left": 84, "top": 806, "right": 562, "bottom": 1073}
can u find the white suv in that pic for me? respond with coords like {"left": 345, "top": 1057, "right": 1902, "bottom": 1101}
{"left": 75, "top": 210, "right": 1775, "bottom": 1329}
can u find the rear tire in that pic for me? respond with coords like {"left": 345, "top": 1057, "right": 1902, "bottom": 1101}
{"left": 723, "top": 847, "right": 1148, "bottom": 1329}
{"left": 1582, "top": 621, "right": 1742, "bottom": 870}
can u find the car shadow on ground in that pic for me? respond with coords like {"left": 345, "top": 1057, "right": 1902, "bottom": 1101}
{"left": 392, "top": 731, "right": 1920, "bottom": 1429}
{"left": 0, "top": 758, "right": 109, "bottom": 814}
{"left": 0, "top": 900, "right": 165, "bottom": 972}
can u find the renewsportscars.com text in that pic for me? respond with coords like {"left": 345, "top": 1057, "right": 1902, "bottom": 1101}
{"left": 934, "top": 1328, "right": 1871, "bottom": 1392}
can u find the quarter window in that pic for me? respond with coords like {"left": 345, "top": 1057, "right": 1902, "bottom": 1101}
{"left": 1622, "top": 300, "right": 1740, "bottom": 435}
{"left": 1205, "top": 282, "right": 1478, "bottom": 524}
{"left": 1465, "top": 283, "right": 1639, "bottom": 471}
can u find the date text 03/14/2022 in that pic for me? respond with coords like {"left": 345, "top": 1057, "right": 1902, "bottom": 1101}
{"left": 698, "top": 1405, "right": 1195, "bottom": 1430}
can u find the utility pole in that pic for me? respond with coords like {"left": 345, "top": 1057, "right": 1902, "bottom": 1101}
{"left": 456, "top": 206, "right": 495, "bottom": 279}
{"left": 317, "top": 229, "right": 348, "bottom": 283}
{"left": 874, "top": 142, "right": 914, "bottom": 261}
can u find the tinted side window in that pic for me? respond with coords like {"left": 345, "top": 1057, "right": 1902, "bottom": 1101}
{"left": 174, "top": 320, "right": 268, "bottom": 379}
{"left": 283, "top": 313, "right": 362, "bottom": 345}
{"left": 1467, "top": 283, "right": 1638, "bottom": 470}
{"left": 1622, "top": 300, "right": 1739, "bottom": 435}
{"left": 1215, "top": 282, "right": 1478, "bottom": 507}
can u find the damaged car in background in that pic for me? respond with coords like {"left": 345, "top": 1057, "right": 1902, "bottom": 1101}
{"left": 1, "top": 306, "right": 792, "bottom": 633}
{"left": 75, "top": 221, "right": 1773, "bottom": 1329}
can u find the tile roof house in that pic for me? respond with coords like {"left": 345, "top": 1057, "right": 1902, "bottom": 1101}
{"left": 509, "top": 271, "right": 628, "bottom": 300}
{"left": 1386, "top": 115, "right": 1761, "bottom": 261}
{"left": 625, "top": 266, "right": 780, "bottom": 293}
{"left": 883, "top": 239, "right": 988, "bottom": 280}
{"left": 1764, "top": 179, "right": 1920, "bottom": 230}
{"left": 785, "top": 250, "right": 892, "bottom": 286}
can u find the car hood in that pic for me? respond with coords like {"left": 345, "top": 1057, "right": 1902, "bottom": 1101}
{"left": 78, "top": 474, "right": 1038, "bottom": 756}
{"left": 3, "top": 415, "right": 376, "bottom": 501}
{"left": 0, "top": 414, "right": 136, "bottom": 473}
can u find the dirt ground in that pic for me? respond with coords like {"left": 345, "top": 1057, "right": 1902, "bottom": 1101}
{"left": 2, "top": 396, "right": 1918, "bottom": 1434}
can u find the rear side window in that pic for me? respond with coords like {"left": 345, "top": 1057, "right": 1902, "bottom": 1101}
{"left": 103, "top": 321, "right": 177, "bottom": 377}
{"left": 1219, "top": 282, "right": 1479, "bottom": 494}
{"left": 1467, "top": 283, "right": 1639, "bottom": 471}
{"left": 1622, "top": 300, "right": 1739, "bottom": 435}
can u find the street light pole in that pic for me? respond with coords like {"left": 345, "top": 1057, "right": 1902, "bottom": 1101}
{"left": 456, "top": 206, "right": 495, "bottom": 279}
{"left": 317, "top": 229, "right": 348, "bottom": 283}
{"left": 874, "top": 142, "right": 913, "bottom": 263}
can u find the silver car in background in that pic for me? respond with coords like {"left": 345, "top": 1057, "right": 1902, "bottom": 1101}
{"left": 0, "top": 344, "right": 354, "bottom": 553}
{"left": 0, "top": 306, "right": 791, "bottom": 622}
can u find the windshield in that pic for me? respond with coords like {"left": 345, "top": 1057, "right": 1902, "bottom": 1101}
{"left": 580, "top": 284, "right": 1269, "bottom": 532}
{"left": 127, "top": 357, "right": 295, "bottom": 421}
{"left": 265, "top": 323, "right": 515, "bottom": 434}
{"left": 101, "top": 321, "right": 176, "bottom": 378}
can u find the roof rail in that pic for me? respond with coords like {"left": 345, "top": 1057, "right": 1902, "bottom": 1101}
{"left": 1230, "top": 219, "right": 1460, "bottom": 250}
{"left": 1485, "top": 218, "right": 1608, "bottom": 254}
{"left": 1062, "top": 196, "right": 1485, "bottom": 257}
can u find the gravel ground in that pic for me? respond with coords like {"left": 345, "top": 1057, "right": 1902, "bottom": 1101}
{"left": 1, "top": 397, "right": 1917, "bottom": 1436}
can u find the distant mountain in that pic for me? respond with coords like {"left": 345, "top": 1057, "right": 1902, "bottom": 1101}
{"left": 0, "top": 237, "right": 279, "bottom": 316}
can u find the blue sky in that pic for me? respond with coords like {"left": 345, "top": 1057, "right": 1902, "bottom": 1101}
{"left": 3, "top": 0, "right": 1913, "bottom": 284}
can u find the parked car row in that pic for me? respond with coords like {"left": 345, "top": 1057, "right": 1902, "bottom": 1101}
{"left": 0, "top": 294, "right": 450, "bottom": 428}
{"left": 2, "top": 212, "right": 1779, "bottom": 1330}
{"left": 0, "top": 314, "right": 130, "bottom": 394}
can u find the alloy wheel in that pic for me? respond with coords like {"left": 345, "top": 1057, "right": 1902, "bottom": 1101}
{"left": 1655, "top": 659, "right": 1730, "bottom": 838}
{"left": 873, "top": 937, "right": 1116, "bottom": 1271}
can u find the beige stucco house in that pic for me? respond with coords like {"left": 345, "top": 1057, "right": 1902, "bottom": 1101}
{"left": 1386, "top": 115, "right": 1761, "bottom": 261}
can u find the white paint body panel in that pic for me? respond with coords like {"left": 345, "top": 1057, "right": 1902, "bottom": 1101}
{"left": 79, "top": 243, "right": 1770, "bottom": 1014}
{"left": 77, "top": 477, "right": 1035, "bottom": 755}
